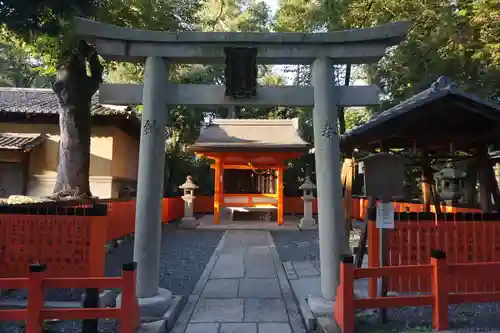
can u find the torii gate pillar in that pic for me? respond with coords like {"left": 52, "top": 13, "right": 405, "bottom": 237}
{"left": 309, "top": 57, "right": 345, "bottom": 314}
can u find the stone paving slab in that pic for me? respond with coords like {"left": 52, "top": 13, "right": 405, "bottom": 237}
{"left": 190, "top": 298, "right": 244, "bottom": 323}
{"left": 292, "top": 260, "right": 320, "bottom": 277}
{"left": 185, "top": 323, "right": 220, "bottom": 333}
{"left": 202, "top": 279, "right": 239, "bottom": 299}
{"left": 258, "top": 323, "right": 293, "bottom": 333}
{"left": 244, "top": 261, "right": 277, "bottom": 278}
{"left": 243, "top": 298, "right": 288, "bottom": 322}
{"left": 220, "top": 323, "right": 257, "bottom": 333}
{"left": 209, "top": 253, "right": 245, "bottom": 279}
{"left": 238, "top": 278, "right": 281, "bottom": 298}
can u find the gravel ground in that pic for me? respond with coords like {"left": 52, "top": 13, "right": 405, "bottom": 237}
{"left": 356, "top": 303, "right": 500, "bottom": 332}
{"left": 271, "top": 227, "right": 362, "bottom": 261}
{"left": 271, "top": 230, "right": 320, "bottom": 261}
{"left": 0, "top": 225, "right": 223, "bottom": 333}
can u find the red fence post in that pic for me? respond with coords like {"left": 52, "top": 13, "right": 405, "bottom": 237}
{"left": 335, "top": 255, "right": 355, "bottom": 333}
{"left": 430, "top": 249, "right": 449, "bottom": 331}
{"left": 26, "top": 264, "right": 46, "bottom": 333}
{"left": 120, "top": 262, "right": 139, "bottom": 333}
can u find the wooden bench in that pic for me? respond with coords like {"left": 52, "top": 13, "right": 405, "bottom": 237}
{"left": 223, "top": 194, "right": 278, "bottom": 221}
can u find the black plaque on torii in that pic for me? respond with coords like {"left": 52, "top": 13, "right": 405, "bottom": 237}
{"left": 224, "top": 47, "right": 258, "bottom": 98}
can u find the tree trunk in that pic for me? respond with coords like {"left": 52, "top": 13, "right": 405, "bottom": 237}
{"left": 51, "top": 43, "right": 103, "bottom": 199}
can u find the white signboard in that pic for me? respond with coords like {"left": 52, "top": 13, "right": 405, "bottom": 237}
{"left": 358, "top": 161, "right": 364, "bottom": 174}
{"left": 376, "top": 201, "right": 395, "bottom": 229}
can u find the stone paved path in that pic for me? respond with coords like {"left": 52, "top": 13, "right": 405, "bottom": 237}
{"left": 172, "top": 230, "right": 306, "bottom": 333}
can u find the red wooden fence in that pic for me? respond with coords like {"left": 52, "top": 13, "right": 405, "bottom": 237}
{"left": 335, "top": 252, "right": 500, "bottom": 333}
{"left": 350, "top": 197, "right": 481, "bottom": 221}
{"left": 0, "top": 198, "right": 184, "bottom": 278}
{"left": 0, "top": 262, "right": 139, "bottom": 333}
{"left": 0, "top": 204, "right": 108, "bottom": 278}
{"left": 102, "top": 197, "right": 184, "bottom": 241}
{"left": 367, "top": 212, "right": 500, "bottom": 295}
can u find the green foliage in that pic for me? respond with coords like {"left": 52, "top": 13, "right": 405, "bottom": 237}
{"left": 323, "top": 0, "right": 500, "bottom": 106}
{"left": 3, "top": 0, "right": 498, "bottom": 195}
{"left": 0, "top": 26, "right": 54, "bottom": 87}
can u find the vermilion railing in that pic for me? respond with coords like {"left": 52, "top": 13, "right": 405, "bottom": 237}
{"left": 99, "top": 198, "right": 184, "bottom": 241}
{"left": 334, "top": 252, "right": 500, "bottom": 333}
{"left": 350, "top": 196, "right": 481, "bottom": 221}
{"left": 0, "top": 262, "right": 139, "bottom": 333}
{"left": 367, "top": 212, "right": 500, "bottom": 295}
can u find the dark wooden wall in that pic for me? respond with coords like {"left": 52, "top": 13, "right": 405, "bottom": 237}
{"left": 223, "top": 169, "right": 276, "bottom": 194}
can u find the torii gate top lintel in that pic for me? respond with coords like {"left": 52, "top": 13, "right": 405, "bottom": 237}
{"left": 74, "top": 17, "right": 410, "bottom": 65}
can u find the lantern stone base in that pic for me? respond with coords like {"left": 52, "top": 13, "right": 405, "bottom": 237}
{"left": 298, "top": 217, "right": 317, "bottom": 230}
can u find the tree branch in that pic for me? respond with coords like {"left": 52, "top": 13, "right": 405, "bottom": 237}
{"left": 87, "top": 48, "right": 103, "bottom": 96}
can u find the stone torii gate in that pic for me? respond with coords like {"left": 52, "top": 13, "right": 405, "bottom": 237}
{"left": 75, "top": 18, "right": 410, "bottom": 317}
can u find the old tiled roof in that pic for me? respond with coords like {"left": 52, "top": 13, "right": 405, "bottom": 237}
{"left": 189, "top": 118, "right": 310, "bottom": 152}
{"left": 0, "top": 87, "right": 137, "bottom": 117}
{"left": 0, "top": 133, "right": 46, "bottom": 150}
{"left": 340, "top": 76, "right": 500, "bottom": 151}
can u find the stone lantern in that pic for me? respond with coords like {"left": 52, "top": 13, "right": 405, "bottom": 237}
{"left": 435, "top": 163, "right": 466, "bottom": 203}
{"left": 179, "top": 175, "right": 199, "bottom": 221}
{"left": 298, "top": 176, "right": 317, "bottom": 230}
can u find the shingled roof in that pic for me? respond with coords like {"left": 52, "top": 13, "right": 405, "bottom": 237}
{"left": 0, "top": 87, "right": 135, "bottom": 116}
{"left": 0, "top": 133, "right": 46, "bottom": 151}
{"left": 189, "top": 118, "right": 310, "bottom": 152}
{"left": 340, "top": 77, "right": 500, "bottom": 151}
{"left": 0, "top": 87, "right": 141, "bottom": 137}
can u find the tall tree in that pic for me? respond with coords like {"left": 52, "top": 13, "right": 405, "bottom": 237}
{"left": 0, "top": 0, "right": 203, "bottom": 199}
{"left": 1, "top": 1, "right": 105, "bottom": 198}
{"left": 325, "top": 0, "right": 500, "bottom": 107}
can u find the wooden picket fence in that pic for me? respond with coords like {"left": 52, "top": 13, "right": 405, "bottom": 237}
{"left": 367, "top": 212, "right": 500, "bottom": 296}
{"left": 0, "top": 262, "right": 139, "bottom": 333}
{"left": 334, "top": 251, "right": 500, "bottom": 333}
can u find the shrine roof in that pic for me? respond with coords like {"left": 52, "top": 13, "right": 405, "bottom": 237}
{"left": 189, "top": 118, "right": 310, "bottom": 153}
{"left": 340, "top": 77, "right": 500, "bottom": 152}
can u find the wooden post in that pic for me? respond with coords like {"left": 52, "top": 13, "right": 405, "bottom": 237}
{"left": 214, "top": 159, "right": 221, "bottom": 224}
{"left": 343, "top": 157, "right": 354, "bottom": 241}
{"left": 366, "top": 199, "right": 378, "bottom": 298}
{"left": 277, "top": 166, "right": 284, "bottom": 225}
{"left": 220, "top": 159, "right": 225, "bottom": 222}
{"left": 336, "top": 255, "right": 355, "bottom": 333}
{"left": 421, "top": 150, "right": 432, "bottom": 212}
{"left": 430, "top": 180, "right": 442, "bottom": 214}
{"left": 355, "top": 196, "right": 373, "bottom": 269}
{"left": 430, "top": 249, "right": 449, "bottom": 330}
{"left": 477, "top": 144, "right": 500, "bottom": 212}
{"left": 27, "top": 264, "right": 45, "bottom": 333}
{"left": 120, "top": 262, "right": 139, "bottom": 333}
{"left": 82, "top": 288, "right": 99, "bottom": 333}
{"left": 477, "top": 145, "right": 493, "bottom": 212}
{"left": 378, "top": 198, "right": 389, "bottom": 324}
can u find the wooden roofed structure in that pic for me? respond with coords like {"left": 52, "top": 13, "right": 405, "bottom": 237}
{"left": 189, "top": 118, "right": 310, "bottom": 224}
{"left": 340, "top": 76, "right": 500, "bottom": 212}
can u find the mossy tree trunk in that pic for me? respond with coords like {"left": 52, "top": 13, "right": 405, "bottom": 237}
{"left": 52, "top": 42, "right": 103, "bottom": 199}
